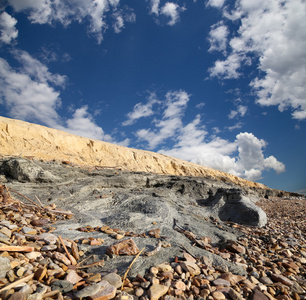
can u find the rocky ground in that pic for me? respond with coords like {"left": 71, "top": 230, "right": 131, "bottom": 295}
{"left": 0, "top": 158, "right": 305, "bottom": 300}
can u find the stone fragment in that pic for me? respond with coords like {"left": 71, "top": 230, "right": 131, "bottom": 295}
{"left": 212, "top": 291, "right": 226, "bottom": 300}
{"left": 34, "top": 267, "right": 47, "bottom": 281}
{"left": 226, "top": 242, "right": 246, "bottom": 254}
{"left": 183, "top": 253, "right": 196, "bottom": 263}
{"left": 0, "top": 256, "right": 11, "bottom": 278}
{"left": 228, "top": 288, "right": 243, "bottom": 300}
{"left": 51, "top": 280, "right": 73, "bottom": 293}
{"left": 0, "top": 226, "right": 12, "bottom": 237}
{"left": 75, "top": 283, "right": 102, "bottom": 299}
{"left": 148, "top": 229, "right": 160, "bottom": 238}
{"left": 106, "top": 239, "right": 139, "bottom": 256}
{"left": 88, "top": 280, "right": 117, "bottom": 300}
{"left": 271, "top": 274, "right": 293, "bottom": 286}
{"left": 172, "top": 280, "right": 186, "bottom": 290}
{"left": 135, "top": 287, "right": 144, "bottom": 297}
{"left": 22, "top": 227, "right": 37, "bottom": 235}
{"left": 71, "top": 240, "right": 80, "bottom": 261}
{"left": 148, "top": 284, "right": 169, "bottom": 300}
{"left": 19, "top": 284, "right": 34, "bottom": 296}
{"left": 291, "top": 282, "right": 305, "bottom": 294}
{"left": 212, "top": 278, "right": 230, "bottom": 287}
{"left": 0, "top": 220, "right": 18, "bottom": 230}
{"left": 41, "top": 245, "right": 57, "bottom": 251}
{"left": 156, "top": 263, "right": 173, "bottom": 273}
{"left": 65, "top": 270, "right": 83, "bottom": 284}
{"left": 102, "top": 273, "right": 122, "bottom": 289}
{"left": 8, "top": 292, "right": 26, "bottom": 300}
{"left": 260, "top": 277, "right": 273, "bottom": 285}
{"left": 88, "top": 273, "right": 102, "bottom": 283}
{"left": 53, "top": 252, "right": 71, "bottom": 265}
{"left": 30, "top": 219, "right": 48, "bottom": 227}
{"left": 180, "top": 261, "right": 201, "bottom": 276}
{"left": 38, "top": 233, "right": 57, "bottom": 245}
{"left": 115, "top": 292, "right": 134, "bottom": 300}
{"left": 25, "top": 251, "right": 42, "bottom": 260}
{"left": 252, "top": 289, "right": 269, "bottom": 300}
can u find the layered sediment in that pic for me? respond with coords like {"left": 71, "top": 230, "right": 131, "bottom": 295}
{"left": 0, "top": 116, "right": 265, "bottom": 190}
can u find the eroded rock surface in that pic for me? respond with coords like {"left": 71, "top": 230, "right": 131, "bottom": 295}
{"left": 0, "top": 157, "right": 271, "bottom": 276}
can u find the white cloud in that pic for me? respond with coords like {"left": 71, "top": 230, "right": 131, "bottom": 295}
{"left": 13, "top": 50, "right": 67, "bottom": 87}
{"left": 0, "top": 53, "right": 115, "bottom": 142}
{"left": 148, "top": 1, "right": 186, "bottom": 26}
{"left": 149, "top": 0, "right": 160, "bottom": 15}
{"left": 63, "top": 106, "right": 113, "bottom": 141}
{"left": 122, "top": 92, "right": 161, "bottom": 126}
{"left": 135, "top": 90, "right": 190, "bottom": 149}
{"left": 6, "top": 0, "right": 135, "bottom": 44}
{"left": 206, "top": 0, "right": 226, "bottom": 8}
{"left": 208, "top": 0, "right": 306, "bottom": 120}
{"left": 160, "top": 2, "right": 185, "bottom": 26}
{"left": 228, "top": 105, "right": 247, "bottom": 119}
{"left": 208, "top": 21, "right": 228, "bottom": 54}
{"left": 160, "top": 128, "right": 285, "bottom": 181}
{"left": 0, "top": 12, "right": 18, "bottom": 44}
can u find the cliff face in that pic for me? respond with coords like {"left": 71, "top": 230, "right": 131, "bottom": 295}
{"left": 0, "top": 116, "right": 266, "bottom": 189}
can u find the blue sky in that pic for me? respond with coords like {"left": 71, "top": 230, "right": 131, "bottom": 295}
{"left": 0, "top": 0, "right": 305, "bottom": 194}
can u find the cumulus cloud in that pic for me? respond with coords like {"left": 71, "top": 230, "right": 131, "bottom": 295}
{"left": 228, "top": 105, "right": 247, "bottom": 119}
{"left": 132, "top": 90, "right": 285, "bottom": 181}
{"left": 0, "top": 53, "right": 114, "bottom": 141}
{"left": 208, "top": 0, "right": 306, "bottom": 120}
{"left": 148, "top": 1, "right": 186, "bottom": 25}
{"left": 208, "top": 21, "right": 228, "bottom": 54}
{"left": 135, "top": 90, "right": 190, "bottom": 149}
{"left": 206, "top": 0, "right": 226, "bottom": 8}
{"left": 0, "top": 12, "right": 18, "bottom": 44}
{"left": 122, "top": 92, "right": 161, "bottom": 126}
{"left": 6, "top": 0, "right": 135, "bottom": 44}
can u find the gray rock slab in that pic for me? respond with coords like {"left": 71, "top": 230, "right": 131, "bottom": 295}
{"left": 1, "top": 158, "right": 268, "bottom": 277}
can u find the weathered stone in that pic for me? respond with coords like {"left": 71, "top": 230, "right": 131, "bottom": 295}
{"left": 25, "top": 251, "right": 42, "bottom": 260}
{"left": 0, "top": 226, "right": 12, "bottom": 237}
{"left": 271, "top": 274, "right": 293, "bottom": 286}
{"left": 226, "top": 242, "right": 246, "bottom": 254}
{"left": 212, "top": 291, "right": 226, "bottom": 300}
{"left": 180, "top": 261, "right": 201, "bottom": 276}
{"left": 88, "top": 281, "right": 117, "bottom": 300}
{"left": 156, "top": 263, "right": 173, "bottom": 273}
{"left": 53, "top": 252, "right": 71, "bottom": 265}
{"left": 34, "top": 267, "right": 47, "bottom": 281}
{"left": 252, "top": 289, "right": 269, "bottom": 300}
{"left": 0, "top": 256, "right": 11, "bottom": 278}
{"left": 51, "top": 280, "right": 73, "bottom": 293}
{"left": 65, "top": 270, "right": 83, "bottom": 284}
{"left": 38, "top": 233, "right": 58, "bottom": 245}
{"left": 102, "top": 273, "right": 122, "bottom": 289}
{"left": 259, "top": 276, "right": 273, "bottom": 285}
{"left": 228, "top": 288, "right": 243, "bottom": 300}
{"left": 148, "top": 284, "right": 169, "bottom": 300}
{"left": 75, "top": 283, "right": 102, "bottom": 299}
{"left": 8, "top": 292, "right": 26, "bottom": 300}
{"left": 212, "top": 278, "right": 230, "bottom": 287}
{"left": 106, "top": 239, "right": 139, "bottom": 256}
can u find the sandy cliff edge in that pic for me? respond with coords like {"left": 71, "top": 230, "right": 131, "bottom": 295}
{"left": 0, "top": 116, "right": 266, "bottom": 189}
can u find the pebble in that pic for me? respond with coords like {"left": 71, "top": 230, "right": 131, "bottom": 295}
{"left": 102, "top": 273, "right": 122, "bottom": 289}
{"left": 51, "top": 280, "right": 73, "bottom": 293}
{"left": 211, "top": 291, "right": 226, "bottom": 300}
{"left": 0, "top": 256, "right": 11, "bottom": 278}
{"left": 75, "top": 283, "right": 102, "bottom": 299}
{"left": 271, "top": 274, "right": 293, "bottom": 286}
{"left": 180, "top": 261, "right": 201, "bottom": 276}
{"left": 65, "top": 269, "right": 83, "bottom": 284}
{"left": 22, "top": 227, "right": 37, "bottom": 235}
{"left": 148, "top": 284, "right": 169, "bottom": 300}
{"left": 88, "top": 281, "right": 117, "bottom": 300}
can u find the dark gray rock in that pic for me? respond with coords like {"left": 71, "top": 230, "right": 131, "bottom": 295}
{"left": 1, "top": 157, "right": 269, "bottom": 277}
{"left": 0, "top": 158, "right": 60, "bottom": 183}
{"left": 199, "top": 189, "right": 267, "bottom": 227}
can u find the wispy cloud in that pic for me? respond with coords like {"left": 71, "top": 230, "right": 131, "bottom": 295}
{"left": 228, "top": 105, "right": 247, "bottom": 119}
{"left": 131, "top": 90, "right": 285, "bottom": 181}
{"left": 0, "top": 52, "right": 115, "bottom": 142}
{"left": 208, "top": 0, "right": 306, "bottom": 120}
{"left": 5, "top": 0, "right": 135, "bottom": 44}
{"left": 148, "top": 1, "right": 186, "bottom": 26}
{"left": 0, "top": 12, "right": 18, "bottom": 45}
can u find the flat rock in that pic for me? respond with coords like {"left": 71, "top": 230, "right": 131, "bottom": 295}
{"left": 0, "top": 256, "right": 11, "bottom": 278}
{"left": 102, "top": 273, "right": 122, "bottom": 289}
{"left": 106, "top": 239, "right": 140, "bottom": 256}
{"left": 148, "top": 284, "right": 169, "bottom": 300}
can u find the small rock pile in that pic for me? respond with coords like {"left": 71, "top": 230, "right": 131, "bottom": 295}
{"left": 0, "top": 183, "right": 305, "bottom": 300}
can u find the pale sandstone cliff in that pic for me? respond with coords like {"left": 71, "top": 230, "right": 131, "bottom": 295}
{"left": 0, "top": 116, "right": 266, "bottom": 189}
